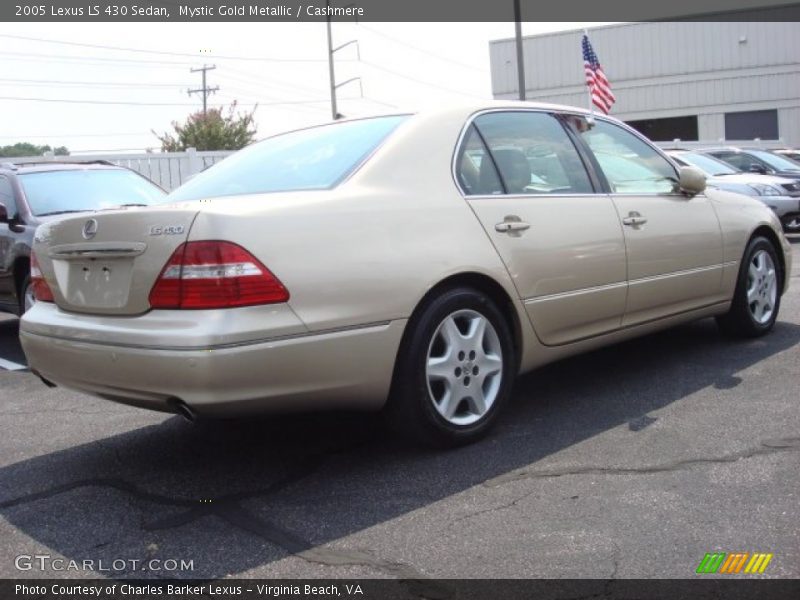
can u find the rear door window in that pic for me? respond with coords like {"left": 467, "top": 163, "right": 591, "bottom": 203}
{"left": 469, "top": 111, "right": 594, "bottom": 195}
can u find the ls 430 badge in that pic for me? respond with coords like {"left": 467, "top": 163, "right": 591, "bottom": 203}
{"left": 148, "top": 225, "right": 185, "bottom": 236}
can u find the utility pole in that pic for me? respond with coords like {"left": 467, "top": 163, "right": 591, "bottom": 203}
{"left": 514, "top": 0, "right": 526, "bottom": 101}
{"left": 326, "top": 8, "right": 338, "bottom": 121}
{"left": 326, "top": 0, "right": 360, "bottom": 120}
{"left": 188, "top": 64, "right": 219, "bottom": 115}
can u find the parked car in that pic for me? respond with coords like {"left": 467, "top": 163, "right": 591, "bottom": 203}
{"left": 773, "top": 149, "right": 800, "bottom": 163}
{"left": 0, "top": 161, "right": 166, "bottom": 315}
{"left": 20, "top": 104, "right": 791, "bottom": 446}
{"left": 702, "top": 147, "right": 800, "bottom": 183}
{"left": 666, "top": 150, "right": 800, "bottom": 232}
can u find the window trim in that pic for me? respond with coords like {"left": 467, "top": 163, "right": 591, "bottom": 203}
{"left": 451, "top": 108, "right": 603, "bottom": 199}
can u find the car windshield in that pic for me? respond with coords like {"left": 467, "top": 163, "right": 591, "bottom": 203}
{"left": 675, "top": 152, "right": 739, "bottom": 176}
{"left": 749, "top": 150, "right": 800, "bottom": 172}
{"left": 19, "top": 169, "right": 165, "bottom": 217}
{"left": 167, "top": 115, "right": 408, "bottom": 202}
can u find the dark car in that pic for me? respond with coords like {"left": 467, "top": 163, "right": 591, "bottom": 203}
{"left": 0, "top": 161, "right": 165, "bottom": 315}
{"left": 703, "top": 147, "right": 800, "bottom": 183}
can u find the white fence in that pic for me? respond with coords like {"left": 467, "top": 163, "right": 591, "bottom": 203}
{"left": 11, "top": 148, "right": 234, "bottom": 191}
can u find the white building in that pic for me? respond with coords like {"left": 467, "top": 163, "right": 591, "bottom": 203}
{"left": 490, "top": 22, "right": 800, "bottom": 146}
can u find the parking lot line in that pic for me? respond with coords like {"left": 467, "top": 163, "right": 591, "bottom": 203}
{"left": 0, "top": 357, "right": 27, "bottom": 371}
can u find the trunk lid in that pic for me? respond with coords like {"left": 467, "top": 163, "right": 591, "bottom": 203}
{"left": 33, "top": 206, "right": 199, "bottom": 315}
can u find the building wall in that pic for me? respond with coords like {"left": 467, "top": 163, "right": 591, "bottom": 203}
{"left": 490, "top": 22, "right": 800, "bottom": 145}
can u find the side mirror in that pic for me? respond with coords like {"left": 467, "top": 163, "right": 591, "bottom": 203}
{"left": 678, "top": 166, "right": 706, "bottom": 196}
{"left": 0, "top": 202, "right": 8, "bottom": 223}
{"left": 748, "top": 163, "right": 768, "bottom": 174}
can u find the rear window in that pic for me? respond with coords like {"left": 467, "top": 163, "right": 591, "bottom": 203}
{"left": 19, "top": 169, "right": 165, "bottom": 217}
{"left": 674, "top": 152, "right": 739, "bottom": 176}
{"left": 167, "top": 115, "right": 408, "bottom": 202}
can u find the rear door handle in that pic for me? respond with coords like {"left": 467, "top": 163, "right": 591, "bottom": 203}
{"left": 495, "top": 216, "right": 531, "bottom": 234}
{"left": 622, "top": 211, "right": 648, "bottom": 227}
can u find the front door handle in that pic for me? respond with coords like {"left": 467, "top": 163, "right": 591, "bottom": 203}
{"left": 495, "top": 215, "right": 531, "bottom": 235}
{"left": 622, "top": 211, "right": 648, "bottom": 227}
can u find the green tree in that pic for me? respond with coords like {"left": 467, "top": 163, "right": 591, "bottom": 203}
{"left": 0, "top": 142, "right": 70, "bottom": 157}
{"left": 154, "top": 102, "right": 257, "bottom": 152}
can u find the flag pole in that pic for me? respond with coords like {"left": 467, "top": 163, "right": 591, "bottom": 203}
{"left": 583, "top": 28, "right": 595, "bottom": 121}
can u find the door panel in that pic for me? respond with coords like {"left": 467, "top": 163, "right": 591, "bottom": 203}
{"left": 469, "top": 196, "right": 627, "bottom": 345}
{"left": 568, "top": 117, "right": 725, "bottom": 326}
{"left": 612, "top": 194, "right": 724, "bottom": 325}
{"left": 459, "top": 111, "right": 627, "bottom": 346}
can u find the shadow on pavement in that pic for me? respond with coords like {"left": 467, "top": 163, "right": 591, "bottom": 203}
{"left": 0, "top": 317, "right": 26, "bottom": 367}
{"left": 1, "top": 318, "right": 798, "bottom": 578}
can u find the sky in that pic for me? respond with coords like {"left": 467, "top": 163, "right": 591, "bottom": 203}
{"left": 0, "top": 22, "right": 612, "bottom": 154}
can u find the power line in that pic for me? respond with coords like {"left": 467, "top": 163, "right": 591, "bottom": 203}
{"left": 359, "top": 24, "right": 487, "bottom": 72}
{"left": 0, "top": 96, "right": 332, "bottom": 107}
{"left": 0, "top": 33, "right": 343, "bottom": 63}
{"left": 219, "top": 64, "right": 334, "bottom": 99}
{"left": 216, "top": 70, "right": 328, "bottom": 101}
{"left": 0, "top": 132, "right": 148, "bottom": 139}
{"left": 0, "top": 50, "right": 197, "bottom": 67}
{"left": 0, "top": 77, "right": 193, "bottom": 88}
{"left": 360, "top": 60, "right": 486, "bottom": 98}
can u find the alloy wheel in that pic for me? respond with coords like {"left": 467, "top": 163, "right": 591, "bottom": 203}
{"left": 747, "top": 249, "right": 777, "bottom": 325}
{"left": 425, "top": 309, "right": 503, "bottom": 426}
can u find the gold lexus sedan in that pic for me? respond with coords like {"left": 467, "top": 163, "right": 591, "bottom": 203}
{"left": 20, "top": 103, "right": 792, "bottom": 446}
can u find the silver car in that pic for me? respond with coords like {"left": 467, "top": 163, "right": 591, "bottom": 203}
{"left": 667, "top": 150, "right": 800, "bottom": 233}
{"left": 20, "top": 103, "right": 792, "bottom": 446}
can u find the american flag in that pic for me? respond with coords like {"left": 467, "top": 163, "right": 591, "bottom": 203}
{"left": 582, "top": 34, "right": 615, "bottom": 114}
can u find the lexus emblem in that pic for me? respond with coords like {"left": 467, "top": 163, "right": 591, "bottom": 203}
{"left": 82, "top": 219, "right": 98, "bottom": 240}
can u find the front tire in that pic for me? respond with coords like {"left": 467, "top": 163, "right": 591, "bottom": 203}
{"left": 716, "top": 236, "right": 782, "bottom": 338}
{"left": 385, "top": 287, "right": 516, "bottom": 447}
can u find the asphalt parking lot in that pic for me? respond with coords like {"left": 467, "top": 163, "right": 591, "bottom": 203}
{"left": 0, "top": 237, "right": 798, "bottom": 581}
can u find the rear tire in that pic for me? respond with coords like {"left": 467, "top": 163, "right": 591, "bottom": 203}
{"left": 385, "top": 287, "right": 516, "bottom": 447}
{"left": 716, "top": 236, "right": 782, "bottom": 338}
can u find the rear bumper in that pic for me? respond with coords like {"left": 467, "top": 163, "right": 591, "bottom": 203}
{"left": 20, "top": 303, "right": 406, "bottom": 416}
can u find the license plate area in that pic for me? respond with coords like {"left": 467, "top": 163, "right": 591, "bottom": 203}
{"left": 56, "top": 258, "right": 134, "bottom": 309}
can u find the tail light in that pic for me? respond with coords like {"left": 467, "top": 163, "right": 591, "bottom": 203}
{"left": 148, "top": 241, "right": 289, "bottom": 309}
{"left": 30, "top": 252, "right": 55, "bottom": 303}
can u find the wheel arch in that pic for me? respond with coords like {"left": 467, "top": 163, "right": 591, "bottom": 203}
{"left": 395, "top": 271, "right": 524, "bottom": 375}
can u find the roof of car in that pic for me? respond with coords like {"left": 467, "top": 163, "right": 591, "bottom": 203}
{"left": 0, "top": 160, "right": 125, "bottom": 175}
{"left": 699, "top": 147, "right": 777, "bottom": 154}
